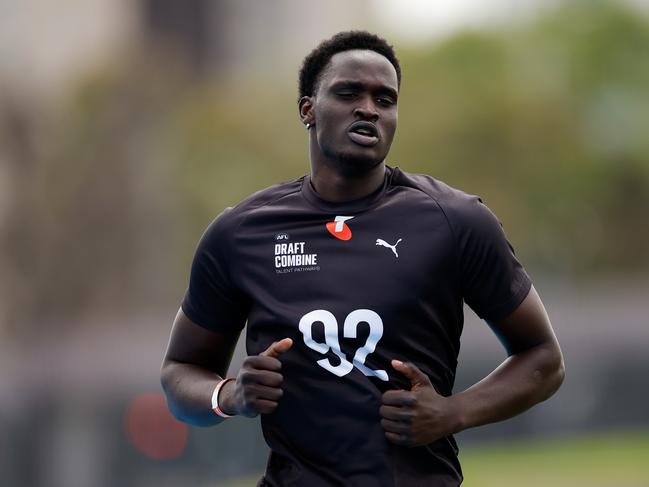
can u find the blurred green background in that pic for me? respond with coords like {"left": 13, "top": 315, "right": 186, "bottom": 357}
{"left": 220, "top": 430, "right": 649, "bottom": 487}
{"left": 1, "top": 0, "right": 648, "bottom": 486}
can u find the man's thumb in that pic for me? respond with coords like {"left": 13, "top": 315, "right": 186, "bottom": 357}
{"left": 261, "top": 338, "right": 293, "bottom": 358}
{"left": 391, "top": 359, "right": 432, "bottom": 389}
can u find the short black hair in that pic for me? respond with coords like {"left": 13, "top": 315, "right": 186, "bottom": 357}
{"left": 298, "top": 30, "right": 401, "bottom": 100}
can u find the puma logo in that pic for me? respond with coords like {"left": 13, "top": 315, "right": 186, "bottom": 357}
{"left": 375, "top": 238, "right": 403, "bottom": 258}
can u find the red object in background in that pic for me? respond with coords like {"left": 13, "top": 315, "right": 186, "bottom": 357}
{"left": 125, "top": 392, "right": 188, "bottom": 460}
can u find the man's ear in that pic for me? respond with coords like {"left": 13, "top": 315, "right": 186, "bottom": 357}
{"left": 298, "top": 96, "right": 314, "bottom": 126}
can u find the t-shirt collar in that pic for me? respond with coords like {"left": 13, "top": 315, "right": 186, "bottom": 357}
{"left": 301, "top": 165, "right": 396, "bottom": 213}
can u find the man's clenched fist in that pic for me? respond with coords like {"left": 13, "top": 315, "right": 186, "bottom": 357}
{"left": 380, "top": 359, "right": 459, "bottom": 447}
{"left": 219, "top": 338, "right": 293, "bottom": 417}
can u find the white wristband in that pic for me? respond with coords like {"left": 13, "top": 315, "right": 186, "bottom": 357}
{"left": 211, "top": 378, "right": 236, "bottom": 418}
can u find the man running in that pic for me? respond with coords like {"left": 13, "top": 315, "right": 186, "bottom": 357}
{"left": 161, "top": 31, "right": 565, "bottom": 486}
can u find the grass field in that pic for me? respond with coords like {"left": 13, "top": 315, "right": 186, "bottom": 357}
{"left": 460, "top": 430, "right": 649, "bottom": 487}
{"left": 215, "top": 429, "right": 649, "bottom": 487}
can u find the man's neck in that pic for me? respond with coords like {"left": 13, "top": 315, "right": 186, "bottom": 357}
{"left": 309, "top": 161, "right": 386, "bottom": 203}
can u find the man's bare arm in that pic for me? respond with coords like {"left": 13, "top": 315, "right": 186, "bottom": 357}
{"left": 380, "top": 285, "right": 565, "bottom": 446}
{"left": 450, "top": 284, "right": 565, "bottom": 430}
{"left": 160, "top": 308, "right": 240, "bottom": 426}
{"left": 161, "top": 308, "right": 293, "bottom": 427}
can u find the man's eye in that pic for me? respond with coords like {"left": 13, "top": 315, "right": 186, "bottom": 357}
{"left": 377, "top": 97, "right": 395, "bottom": 106}
{"left": 337, "top": 92, "right": 356, "bottom": 98}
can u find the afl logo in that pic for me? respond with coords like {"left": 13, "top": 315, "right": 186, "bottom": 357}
{"left": 275, "top": 233, "right": 290, "bottom": 241}
{"left": 326, "top": 216, "right": 354, "bottom": 241}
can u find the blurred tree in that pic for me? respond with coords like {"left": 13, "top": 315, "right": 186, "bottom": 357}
{"left": 392, "top": 0, "right": 649, "bottom": 276}
{"left": 141, "top": 0, "right": 224, "bottom": 75}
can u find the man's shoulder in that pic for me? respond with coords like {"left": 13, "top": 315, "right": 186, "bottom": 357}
{"left": 231, "top": 176, "right": 305, "bottom": 213}
{"left": 208, "top": 176, "right": 305, "bottom": 230}
{"left": 393, "top": 166, "right": 511, "bottom": 252}
{"left": 391, "top": 166, "right": 480, "bottom": 215}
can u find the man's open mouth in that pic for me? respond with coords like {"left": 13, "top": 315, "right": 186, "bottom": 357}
{"left": 347, "top": 121, "right": 379, "bottom": 147}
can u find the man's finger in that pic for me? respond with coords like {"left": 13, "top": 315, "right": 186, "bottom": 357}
{"left": 261, "top": 338, "right": 293, "bottom": 358}
{"left": 381, "top": 418, "right": 410, "bottom": 434}
{"left": 379, "top": 404, "right": 413, "bottom": 423}
{"left": 247, "top": 384, "right": 284, "bottom": 402}
{"left": 391, "top": 359, "right": 432, "bottom": 389}
{"left": 382, "top": 389, "right": 416, "bottom": 407}
{"left": 250, "top": 370, "right": 283, "bottom": 387}
{"left": 243, "top": 356, "right": 282, "bottom": 373}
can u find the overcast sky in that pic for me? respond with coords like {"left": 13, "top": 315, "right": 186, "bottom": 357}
{"left": 373, "top": 0, "right": 648, "bottom": 43}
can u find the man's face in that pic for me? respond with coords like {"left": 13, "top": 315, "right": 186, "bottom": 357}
{"left": 306, "top": 49, "right": 399, "bottom": 173}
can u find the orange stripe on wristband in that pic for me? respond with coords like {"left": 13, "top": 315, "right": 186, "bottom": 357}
{"left": 211, "top": 377, "right": 236, "bottom": 418}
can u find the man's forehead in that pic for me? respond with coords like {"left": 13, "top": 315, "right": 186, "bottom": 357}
{"left": 320, "top": 49, "right": 398, "bottom": 89}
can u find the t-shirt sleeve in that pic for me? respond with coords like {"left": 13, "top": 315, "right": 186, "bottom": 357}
{"left": 181, "top": 208, "right": 251, "bottom": 333}
{"left": 450, "top": 195, "right": 532, "bottom": 321}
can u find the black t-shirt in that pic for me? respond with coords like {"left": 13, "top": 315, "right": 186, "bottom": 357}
{"left": 182, "top": 166, "right": 531, "bottom": 487}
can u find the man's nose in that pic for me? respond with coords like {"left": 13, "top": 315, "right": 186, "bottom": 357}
{"left": 353, "top": 98, "right": 379, "bottom": 121}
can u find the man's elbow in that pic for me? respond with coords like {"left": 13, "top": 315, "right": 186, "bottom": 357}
{"left": 159, "top": 360, "right": 221, "bottom": 427}
{"left": 538, "top": 343, "right": 565, "bottom": 401}
{"left": 552, "top": 352, "right": 566, "bottom": 396}
{"left": 159, "top": 361, "right": 186, "bottom": 422}
{"left": 160, "top": 359, "right": 175, "bottom": 396}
